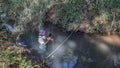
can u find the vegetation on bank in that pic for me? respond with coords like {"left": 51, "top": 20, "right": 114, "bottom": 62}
{"left": 0, "top": 0, "right": 120, "bottom": 34}
{"left": 0, "top": 49, "right": 32, "bottom": 68}
{"left": 0, "top": 25, "right": 48, "bottom": 68}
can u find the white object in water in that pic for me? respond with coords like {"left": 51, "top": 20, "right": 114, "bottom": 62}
{"left": 18, "top": 42, "right": 27, "bottom": 47}
{"left": 1, "top": 13, "right": 7, "bottom": 18}
{"left": 4, "top": 24, "right": 14, "bottom": 32}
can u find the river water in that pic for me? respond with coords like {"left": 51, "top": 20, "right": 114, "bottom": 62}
{"left": 5, "top": 23, "right": 120, "bottom": 68}
{"left": 30, "top": 24, "right": 120, "bottom": 68}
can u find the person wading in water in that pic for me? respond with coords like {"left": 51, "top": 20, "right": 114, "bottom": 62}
{"left": 38, "top": 29, "right": 53, "bottom": 52}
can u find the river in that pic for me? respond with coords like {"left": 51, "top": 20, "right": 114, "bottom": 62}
{"left": 30, "top": 24, "right": 120, "bottom": 68}
{"left": 6, "top": 22, "right": 120, "bottom": 68}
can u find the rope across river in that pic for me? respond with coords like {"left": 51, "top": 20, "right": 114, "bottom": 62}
{"left": 46, "top": 31, "right": 74, "bottom": 59}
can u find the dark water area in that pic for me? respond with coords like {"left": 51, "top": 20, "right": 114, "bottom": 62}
{"left": 40, "top": 24, "right": 120, "bottom": 68}
{"left": 8, "top": 22, "right": 120, "bottom": 68}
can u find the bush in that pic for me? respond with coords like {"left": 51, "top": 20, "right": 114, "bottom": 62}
{"left": 0, "top": 50, "right": 32, "bottom": 68}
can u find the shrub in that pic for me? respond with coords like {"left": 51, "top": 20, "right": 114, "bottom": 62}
{"left": 0, "top": 50, "right": 32, "bottom": 68}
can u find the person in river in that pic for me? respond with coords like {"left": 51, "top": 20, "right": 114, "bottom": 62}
{"left": 38, "top": 29, "right": 52, "bottom": 52}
